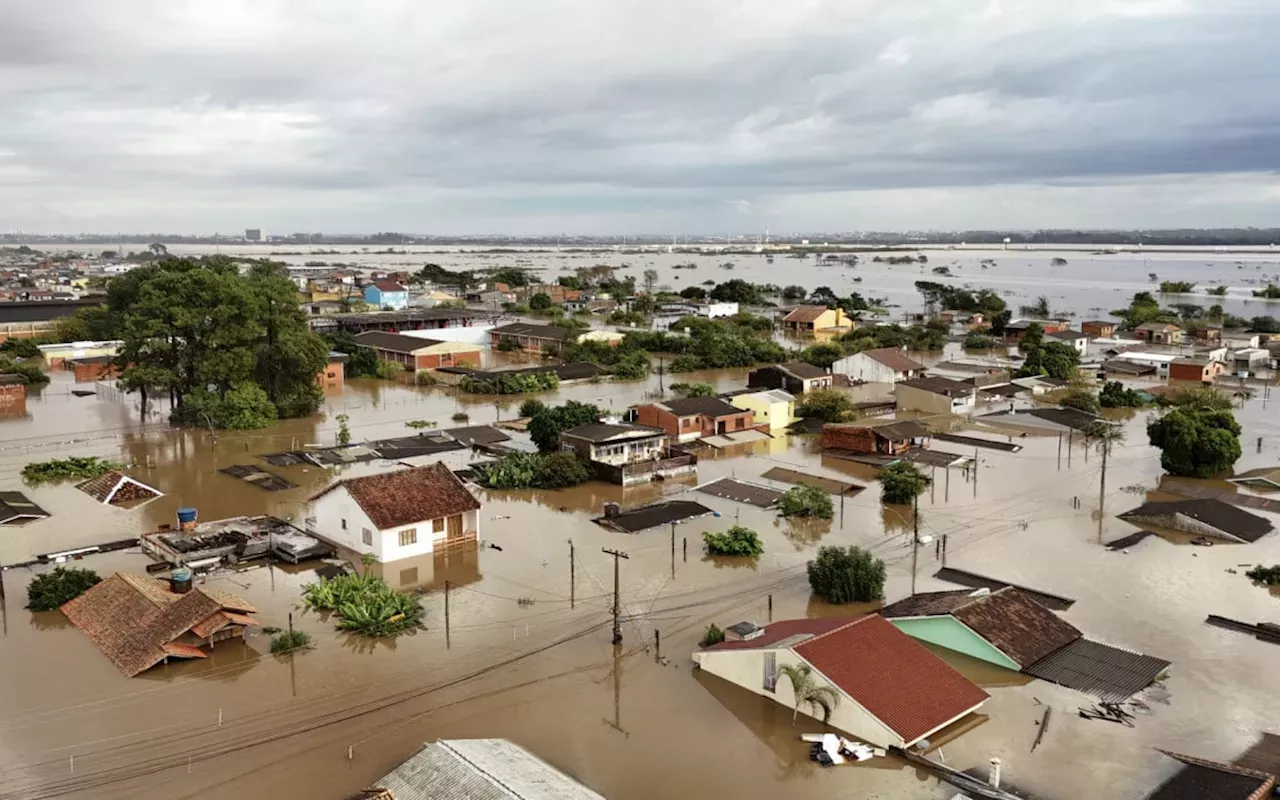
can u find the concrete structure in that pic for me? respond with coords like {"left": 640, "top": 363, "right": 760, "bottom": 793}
{"left": 354, "top": 330, "right": 482, "bottom": 373}
{"left": 781, "top": 305, "right": 851, "bottom": 334}
{"left": 693, "top": 615, "right": 988, "bottom": 749}
{"left": 895, "top": 377, "right": 976, "bottom": 415}
{"left": 821, "top": 420, "right": 930, "bottom": 456}
{"left": 308, "top": 463, "right": 481, "bottom": 562}
{"left": 317, "top": 351, "right": 346, "bottom": 390}
{"left": 635, "top": 396, "right": 754, "bottom": 443}
{"left": 244, "top": 228, "right": 264, "bottom": 242}
{"left": 1134, "top": 322, "right": 1184, "bottom": 345}
{"left": 747, "top": 362, "right": 832, "bottom": 395}
{"left": 697, "top": 301, "right": 739, "bottom": 319}
{"left": 1169, "top": 357, "right": 1225, "bottom": 383}
{"left": 1223, "top": 330, "right": 1263, "bottom": 350}
{"left": 729, "top": 389, "right": 798, "bottom": 432}
{"left": 36, "top": 339, "right": 122, "bottom": 368}
{"left": 357, "top": 738, "right": 606, "bottom": 800}
{"left": 489, "top": 322, "right": 575, "bottom": 353}
{"left": 1232, "top": 348, "right": 1270, "bottom": 374}
{"left": 1192, "top": 324, "right": 1223, "bottom": 344}
{"left": 363, "top": 280, "right": 409, "bottom": 310}
{"left": 0, "top": 374, "right": 28, "bottom": 410}
{"left": 1004, "top": 318, "right": 1068, "bottom": 344}
{"left": 558, "top": 422, "right": 696, "bottom": 486}
{"left": 832, "top": 347, "right": 925, "bottom": 384}
{"left": 1111, "top": 351, "right": 1178, "bottom": 378}
{"left": 1081, "top": 320, "right": 1118, "bottom": 339}
{"left": 65, "top": 355, "right": 119, "bottom": 383}
{"left": 1045, "top": 329, "right": 1089, "bottom": 354}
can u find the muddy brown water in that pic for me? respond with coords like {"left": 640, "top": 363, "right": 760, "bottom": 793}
{"left": 2, "top": 358, "right": 1280, "bottom": 797}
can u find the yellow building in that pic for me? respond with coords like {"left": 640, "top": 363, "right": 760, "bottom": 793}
{"left": 37, "top": 340, "right": 122, "bottom": 368}
{"left": 730, "top": 389, "right": 798, "bottom": 432}
{"left": 576, "top": 330, "right": 625, "bottom": 346}
{"left": 782, "top": 305, "right": 852, "bottom": 334}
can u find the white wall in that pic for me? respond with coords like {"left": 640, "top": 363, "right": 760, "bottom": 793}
{"left": 402, "top": 326, "right": 495, "bottom": 346}
{"left": 896, "top": 384, "right": 972, "bottom": 415}
{"left": 694, "top": 647, "right": 903, "bottom": 748}
{"left": 310, "top": 487, "right": 383, "bottom": 559}
{"left": 833, "top": 353, "right": 896, "bottom": 383}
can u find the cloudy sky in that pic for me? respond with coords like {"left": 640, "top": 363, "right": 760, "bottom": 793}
{"left": 2, "top": 0, "right": 1278, "bottom": 235}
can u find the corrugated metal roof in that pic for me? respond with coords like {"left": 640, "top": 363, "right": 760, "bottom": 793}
{"left": 1023, "top": 637, "right": 1170, "bottom": 702}
{"left": 367, "top": 739, "right": 605, "bottom": 800}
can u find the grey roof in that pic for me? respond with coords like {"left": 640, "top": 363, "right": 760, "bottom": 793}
{"left": 660, "top": 395, "right": 742, "bottom": 418}
{"left": 695, "top": 477, "right": 784, "bottom": 508}
{"left": 0, "top": 491, "right": 50, "bottom": 525}
{"left": 897, "top": 376, "right": 974, "bottom": 397}
{"left": 365, "top": 739, "right": 604, "bottom": 800}
{"left": 560, "top": 422, "right": 666, "bottom": 443}
{"left": 443, "top": 425, "right": 511, "bottom": 446}
{"left": 1047, "top": 329, "right": 1089, "bottom": 341}
{"left": 594, "top": 500, "right": 715, "bottom": 533}
{"left": 491, "top": 322, "right": 574, "bottom": 341}
{"left": 1023, "top": 637, "right": 1170, "bottom": 702}
{"left": 1118, "top": 498, "right": 1274, "bottom": 543}
{"left": 353, "top": 330, "right": 442, "bottom": 353}
{"left": 777, "top": 362, "right": 829, "bottom": 380}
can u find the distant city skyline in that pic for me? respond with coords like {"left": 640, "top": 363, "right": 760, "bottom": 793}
{"left": 3, "top": 1, "right": 1279, "bottom": 234}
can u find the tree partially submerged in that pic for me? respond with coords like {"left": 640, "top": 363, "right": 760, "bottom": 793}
{"left": 796, "top": 389, "right": 854, "bottom": 423}
{"left": 1099, "top": 381, "right": 1145, "bottom": 408}
{"left": 878, "top": 462, "right": 930, "bottom": 505}
{"left": 471, "top": 451, "right": 591, "bottom": 489}
{"left": 527, "top": 401, "right": 602, "bottom": 452}
{"left": 807, "top": 545, "right": 886, "bottom": 604}
{"left": 702, "top": 526, "right": 765, "bottom": 557}
{"left": 1147, "top": 406, "right": 1242, "bottom": 478}
{"left": 300, "top": 569, "right": 425, "bottom": 637}
{"left": 26, "top": 567, "right": 101, "bottom": 611}
{"left": 779, "top": 484, "right": 834, "bottom": 520}
{"left": 776, "top": 663, "right": 841, "bottom": 724}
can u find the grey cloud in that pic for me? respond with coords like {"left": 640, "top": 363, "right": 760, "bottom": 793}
{"left": 2, "top": 0, "right": 1279, "bottom": 233}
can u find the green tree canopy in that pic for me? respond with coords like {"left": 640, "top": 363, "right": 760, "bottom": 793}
{"left": 807, "top": 546, "right": 886, "bottom": 604}
{"left": 528, "top": 401, "right": 602, "bottom": 452}
{"left": 1147, "top": 406, "right": 1242, "bottom": 477}
{"left": 878, "top": 462, "right": 931, "bottom": 504}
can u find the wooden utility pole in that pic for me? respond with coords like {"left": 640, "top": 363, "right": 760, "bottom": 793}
{"left": 911, "top": 487, "right": 920, "bottom": 595}
{"left": 670, "top": 522, "right": 676, "bottom": 579}
{"left": 568, "top": 539, "right": 575, "bottom": 609}
{"left": 1098, "top": 440, "right": 1109, "bottom": 545}
{"left": 1057, "top": 432, "right": 1063, "bottom": 470}
{"left": 603, "top": 548, "right": 629, "bottom": 645}
{"left": 444, "top": 580, "right": 451, "bottom": 648}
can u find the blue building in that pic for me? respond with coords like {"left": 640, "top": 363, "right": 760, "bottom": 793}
{"left": 363, "top": 280, "right": 409, "bottom": 310}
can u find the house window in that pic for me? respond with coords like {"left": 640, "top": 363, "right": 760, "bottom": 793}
{"left": 399, "top": 528, "right": 417, "bottom": 547}
{"left": 763, "top": 652, "right": 777, "bottom": 692}
{"left": 433, "top": 518, "right": 445, "bottom": 533}
{"left": 362, "top": 527, "right": 373, "bottom": 546}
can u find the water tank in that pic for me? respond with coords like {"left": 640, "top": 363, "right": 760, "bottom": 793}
{"left": 177, "top": 507, "right": 198, "bottom": 532}
{"left": 169, "top": 567, "right": 193, "bottom": 595}
{"left": 603, "top": 502, "right": 620, "bottom": 518}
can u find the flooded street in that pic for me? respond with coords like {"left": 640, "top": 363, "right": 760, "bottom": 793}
{"left": 2, "top": 248, "right": 1280, "bottom": 798}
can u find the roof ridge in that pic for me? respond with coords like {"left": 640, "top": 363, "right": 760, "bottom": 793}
{"left": 954, "top": 585, "right": 1011, "bottom": 611}
{"left": 796, "top": 614, "right": 873, "bottom": 646}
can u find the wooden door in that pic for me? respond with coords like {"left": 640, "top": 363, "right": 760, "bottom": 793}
{"left": 447, "top": 514, "right": 463, "bottom": 542}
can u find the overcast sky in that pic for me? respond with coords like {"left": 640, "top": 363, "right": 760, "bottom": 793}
{"left": 3, "top": 0, "right": 1278, "bottom": 235}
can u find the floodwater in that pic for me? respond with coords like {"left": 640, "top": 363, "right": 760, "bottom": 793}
{"left": 3, "top": 252, "right": 1280, "bottom": 798}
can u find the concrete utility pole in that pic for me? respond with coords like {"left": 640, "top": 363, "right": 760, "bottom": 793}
{"left": 911, "top": 487, "right": 921, "bottom": 595}
{"left": 444, "top": 580, "right": 451, "bottom": 648}
{"left": 568, "top": 539, "right": 575, "bottom": 609}
{"left": 1098, "top": 439, "right": 1110, "bottom": 545}
{"left": 602, "top": 548, "right": 630, "bottom": 645}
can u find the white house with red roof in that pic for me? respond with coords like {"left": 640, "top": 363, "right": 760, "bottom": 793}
{"left": 692, "top": 614, "right": 988, "bottom": 749}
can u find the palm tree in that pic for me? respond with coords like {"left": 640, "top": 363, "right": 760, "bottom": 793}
{"left": 1083, "top": 420, "right": 1126, "bottom": 543}
{"left": 776, "top": 663, "right": 840, "bottom": 725}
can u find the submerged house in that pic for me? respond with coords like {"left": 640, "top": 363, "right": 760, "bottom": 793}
{"left": 1144, "top": 750, "right": 1277, "bottom": 800}
{"left": 747, "top": 362, "right": 832, "bottom": 395}
{"left": 881, "top": 587, "right": 1170, "bottom": 701}
{"left": 820, "top": 420, "right": 930, "bottom": 456}
{"left": 781, "top": 305, "right": 851, "bottom": 335}
{"left": 1117, "top": 498, "right": 1274, "bottom": 544}
{"left": 832, "top": 347, "right": 925, "bottom": 384}
{"left": 354, "top": 738, "right": 606, "bottom": 800}
{"left": 308, "top": 463, "right": 482, "bottom": 562}
{"left": 729, "top": 389, "right": 798, "bottom": 433}
{"left": 693, "top": 614, "right": 989, "bottom": 749}
{"left": 558, "top": 422, "right": 696, "bottom": 486}
{"left": 76, "top": 470, "right": 164, "bottom": 507}
{"left": 635, "top": 396, "right": 754, "bottom": 443}
{"left": 62, "top": 573, "right": 259, "bottom": 677}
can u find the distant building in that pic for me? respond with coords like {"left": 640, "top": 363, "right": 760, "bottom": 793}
{"left": 635, "top": 396, "right": 754, "bottom": 443}
{"left": 895, "top": 376, "right": 976, "bottom": 415}
{"left": 363, "top": 280, "right": 409, "bottom": 310}
{"left": 1045, "top": 329, "right": 1089, "bottom": 354}
{"left": 558, "top": 422, "right": 696, "bottom": 486}
{"left": 697, "top": 301, "right": 739, "bottom": 319}
{"left": 729, "top": 389, "right": 797, "bottom": 433}
{"left": 747, "top": 362, "right": 832, "bottom": 395}
{"left": 317, "top": 351, "right": 346, "bottom": 390}
{"left": 489, "top": 322, "right": 575, "bottom": 353}
{"left": 1003, "top": 318, "right": 1068, "bottom": 344}
{"left": 308, "top": 463, "right": 482, "bottom": 562}
{"left": 1169, "top": 357, "right": 1225, "bottom": 383}
{"left": 353, "top": 331, "right": 482, "bottom": 373}
{"left": 244, "top": 228, "right": 264, "bottom": 242}
{"left": 1081, "top": 320, "right": 1118, "bottom": 339}
{"left": 1192, "top": 324, "right": 1223, "bottom": 344}
{"left": 1134, "top": 322, "right": 1183, "bottom": 346}
{"left": 781, "top": 305, "right": 850, "bottom": 335}
{"left": 831, "top": 347, "right": 924, "bottom": 384}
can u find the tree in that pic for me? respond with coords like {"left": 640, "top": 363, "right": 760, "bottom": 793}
{"left": 528, "top": 401, "right": 602, "bottom": 452}
{"left": 809, "top": 286, "right": 839, "bottom": 306}
{"left": 1059, "top": 388, "right": 1101, "bottom": 415}
{"left": 779, "top": 484, "right": 834, "bottom": 519}
{"left": 702, "top": 526, "right": 764, "bottom": 557}
{"left": 775, "top": 663, "right": 841, "bottom": 724}
{"left": 1157, "top": 386, "right": 1232, "bottom": 410}
{"left": 518, "top": 399, "right": 547, "bottom": 418}
{"left": 670, "top": 381, "right": 715, "bottom": 397}
{"left": 782, "top": 285, "right": 807, "bottom": 301}
{"left": 963, "top": 330, "right": 998, "bottom": 349}
{"left": 1099, "top": 381, "right": 1144, "bottom": 408}
{"left": 679, "top": 286, "right": 707, "bottom": 301}
{"left": 26, "top": 567, "right": 101, "bottom": 611}
{"left": 336, "top": 413, "right": 352, "bottom": 445}
{"left": 795, "top": 388, "right": 853, "bottom": 423}
{"left": 709, "top": 279, "right": 766, "bottom": 305}
{"left": 147, "top": 242, "right": 168, "bottom": 257}
{"left": 1019, "top": 296, "right": 1051, "bottom": 318}
{"left": 807, "top": 545, "right": 886, "bottom": 604}
{"left": 642, "top": 269, "right": 659, "bottom": 294}
{"left": 1147, "top": 407, "right": 1242, "bottom": 477}
{"left": 799, "top": 342, "right": 843, "bottom": 370}
{"left": 878, "top": 462, "right": 930, "bottom": 504}
{"left": 700, "top": 624, "right": 726, "bottom": 647}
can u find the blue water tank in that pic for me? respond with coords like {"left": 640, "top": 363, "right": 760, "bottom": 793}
{"left": 170, "top": 567, "right": 192, "bottom": 582}
{"left": 177, "top": 508, "right": 198, "bottom": 524}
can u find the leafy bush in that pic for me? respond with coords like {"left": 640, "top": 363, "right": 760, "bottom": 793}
{"left": 779, "top": 484, "right": 834, "bottom": 520}
{"left": 529, "top": 292, "right": 552, "bottom": 310}
{"left": 1246, "top": 565, "right": 1280, "bottom": 586}
{"left": 0, "top": 338, "right": 41, "bottom": 358}
{"left": 796, "top": 389, "right": 853, "bottom": 423}
{"left": 0, "top": 356, "right": 49, "bottom": 384}
{"left": 528, "top": 400, "right": 602, "bottom": 452}
{"left": 670, "top": 381, "right": 715, "bottom": 397}
{"left": 472, "top": 451, "right": 591, "bottom": 489}
{"left": 1159, "top": 281, "right": 1196, "bottom": 293}
{"left": 176, "top": 383, "right": 279, "bottom": 429}
{"left": 405, "top": 419, "right": 437, "bottom": 429}
{"left": 963, "top": 331, "right": 998, "bottom": 349}
{"left": 700, "top": 624, "right": 726, "bottom": 647}
{"left": 270, "top": 630, "right": 312, "bottom": 654}
{"left": 1251, "top": 284, "right": 1280, "bottom": 299}
{"left": 878, "top": 462, "right": 931, "bottom": 504}
{"left": 518, "top": 399, "right": 547, "bottom": 418}
{"left": 496, "top": 337, "right": 521, "bottom": 352}
{"left": 22, "top": 456, "right": 125, "bottom": 484}
{"left": 26, "top": 567, "right": 101, "bottom": 611}
{"left": 1099, "top": 381, "right": 1144, "bottom": 408}
{"left": 807, "top": 546, "right": 886, "bottom": 604}
{"left": 451, "top": 411, "right": 470, "bottom": 422}
{"left": 1147, "top": 406, "right": 1242, "bottom": 478}
{"left": 459, "top": 371, "right": 559, "bottom": 394}
{"left": 1059, "top": 389, "right": 1101, "bottom": 415}
{"left": 702, "top": 526, "right": 765, "bottom": 557}
{"left": 300, "top": 573, "right": 425, "bottom": 637}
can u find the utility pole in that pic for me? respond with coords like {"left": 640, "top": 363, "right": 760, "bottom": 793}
{"left": 444, "top": 580, "right": 451, "bottom": 648}
{"left": 911, "top": 487, "right": 920, "bottom": 595}
{"left": 602, "top": 548, "right": 629, "bottom": 645}
{"left": 670, "top": 522, "right": 676, "bottom": 579}
{"left": 568, "top": 539, "right": 576, "bottom": 609}
{"left": 657, "top": 356, "right": 665, "bottom": 395}
{"left": 1098, "top": 438, "right": 1109, "bottom": 545}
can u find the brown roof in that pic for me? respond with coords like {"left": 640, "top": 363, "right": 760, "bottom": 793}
{"left": 311, "top": 463, "right": 480, "bottom": 530}
{"left": 794, "top": 615, "right": 989, "bottom": 744}
{"left": 354, "top": 330, "right": 443, "bottom": 353}
{"left": 862, "top": 347, "right": 926, "bottom": 373}
{"left": 372, "top": 280, "right": 406, "bottom": 292}
{"left": 883, "top": 586, "right": 1082, "bottom": 668}
{"left": 76, "top": 471, "right": 163, "bottom": 506}
{"left": 778, "top": 362, "right": 829, "bottom": 380}
{"left": 61, "top": 574, "right": 258, "bottom": 676}
{"left": 783, "top": 305, "right": 830, "bottom": 323}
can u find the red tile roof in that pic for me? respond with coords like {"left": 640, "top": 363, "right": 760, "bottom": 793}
{"left": 372, "top": 280, "right": 406, "bottom": 292}
{"left": 310, "top": 463, "right": 481, "bottom": 531}
{"left": 783, "top": 305, "right": 830, "bottom": 323}
{"left": 794, "top": 615, "right": 989, "bottom": 744}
